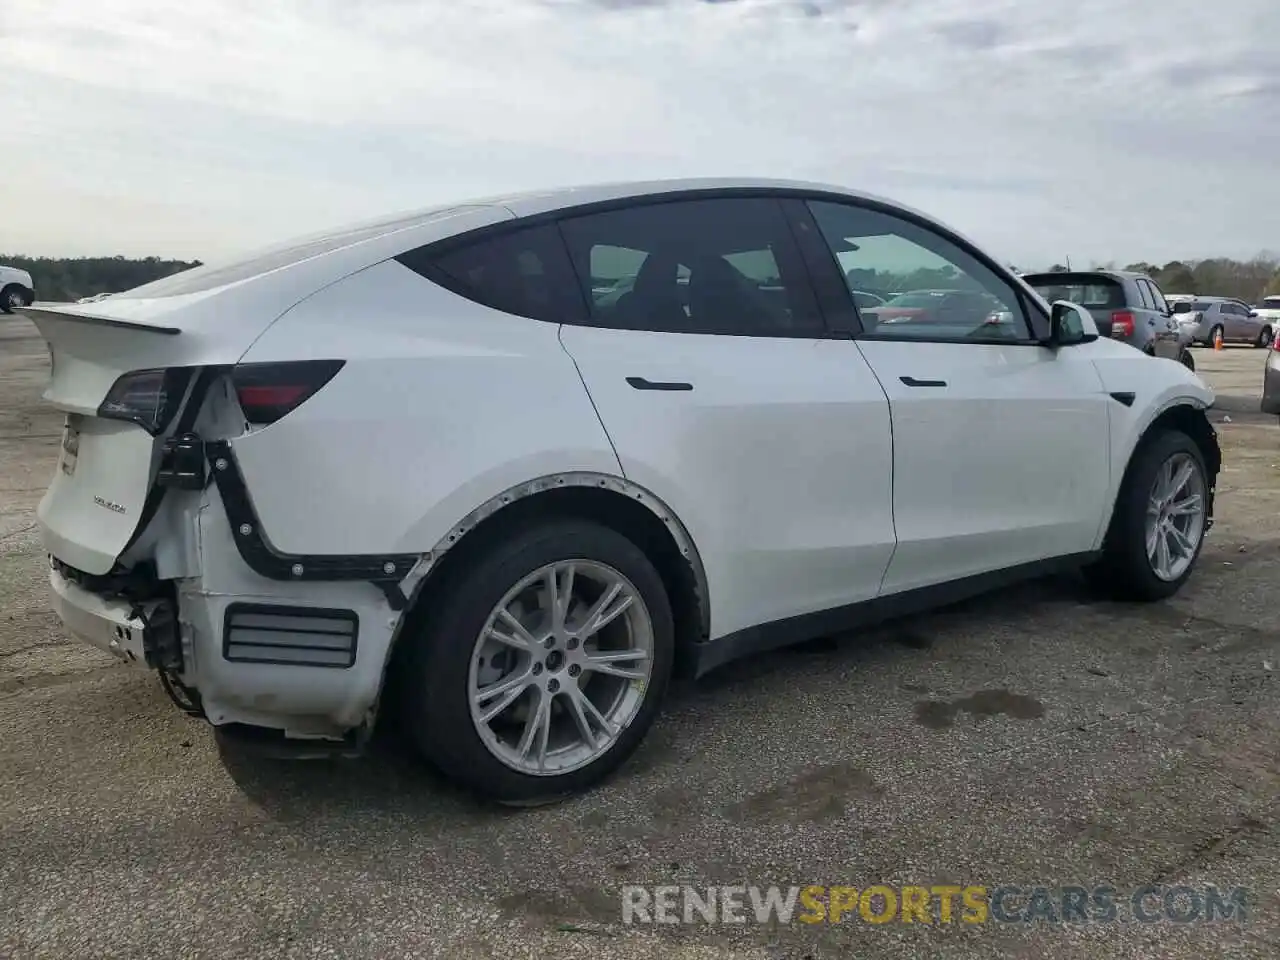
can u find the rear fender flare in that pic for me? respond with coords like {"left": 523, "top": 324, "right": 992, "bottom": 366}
{"left": 396, "top": 470, "right": 709, "bottom": 624}
{"left": 362, "top": 471, "right": 711, "bottom": 732}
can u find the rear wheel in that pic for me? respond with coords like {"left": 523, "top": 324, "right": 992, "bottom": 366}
{"left": 397, "top": 520, "right": 674, "bottom": 804}
{"left": 1257, "top": 326, "right": 1273, "bottom": 348}
{"left": 1210, "top": 324, "right": 1224, "bottom": 346}
{"left": 1084, "top": 429, "right": 1209, "bottom": 601}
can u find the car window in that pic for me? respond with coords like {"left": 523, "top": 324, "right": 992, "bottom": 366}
{"left": 1137, "top": 280, "right": 1157, "bottom": 310}
{"left": 1146, "top": 281, "right": 1170, "bottom": 314}
{"left": 399, "top": 223, "right": 586, "bottom": 324}
{"left": 556, "top": 197, "right": 823, "bottom": 336}
{"left": 806, "top": 200, "right": 1031, "bottom": 342}
{"left": 1259, "top": 298, "right": 1280, "bottom": 310}
{"left": 1023, "top": 276, "right": 1126, "bottom": 310}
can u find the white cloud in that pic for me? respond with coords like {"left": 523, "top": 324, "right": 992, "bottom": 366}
{"left": 1, "top": 0, "right": 1277, "bottom": 267}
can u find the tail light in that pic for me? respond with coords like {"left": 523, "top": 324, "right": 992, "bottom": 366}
{"left": 1110, "top": 311, "right": 1136, "bottom": 338}
{"left": 231, "top": 359, "right": 345, "bottom": 425}
{"left": 1272, "top": 330, "right": 1280, "bottom": 350}
{"left": 98, "top": 367, "right": 195, "bottom": 435}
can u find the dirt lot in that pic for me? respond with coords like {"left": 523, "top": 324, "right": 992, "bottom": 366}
{"left": 3, "top": 318, "right": 1280, "bottom": 959}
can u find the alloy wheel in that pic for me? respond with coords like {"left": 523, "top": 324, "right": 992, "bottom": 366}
{"left": 467, "top": 559, "right": 654, "bottom": 776}
{"left": 1144, "top": 452, "right": 1207, "bottom": 582}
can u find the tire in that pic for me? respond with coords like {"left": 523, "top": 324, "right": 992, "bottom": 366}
{"left": 1084, "top": 429, "right": 1210, "bottom": 602}
{"left": 1180, "top": 350, "right": 1195, "bottom": 372}
{"left": 1210, "top": 324, "right": 1224, "bottom": 347}
{"left": 1257, "top": 326, "right": 1273, "bottom": 348}
{"left": 397, "top": 519, "right": 674, "bottom": 805}
{"left": 0, "top": 285, "right": 28, "bottom": 315}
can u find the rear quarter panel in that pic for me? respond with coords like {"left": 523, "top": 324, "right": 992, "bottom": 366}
{"left": 229, "top": 260, "right": 623, "bottom": 555}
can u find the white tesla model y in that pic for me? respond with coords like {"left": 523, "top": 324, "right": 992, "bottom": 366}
{"left": 27, "top": 179, "right": 1220, "bottom": 804}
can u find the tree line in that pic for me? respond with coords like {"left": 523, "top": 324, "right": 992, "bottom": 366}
{"left": 6, "top": 251, "right": 1280, "bottom": 306}
{"left": 2, "top": 255, "right": 202, "bottom": 303}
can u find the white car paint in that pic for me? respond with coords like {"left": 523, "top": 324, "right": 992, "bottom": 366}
{"left": 25, "top": 177, "right": 1217, "bottom": 752}
{"left": 558, "top": 323, "right": 896, "bottom": 639}
{"left": 853, "top": 339, "right": 1113, "bottom": 594}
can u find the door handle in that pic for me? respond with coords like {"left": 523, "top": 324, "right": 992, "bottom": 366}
{"left": 626, "top": 377, "right": 693, "bottom": 391}
{"left": 899, "top": 376, "right": 947, "bottom": 388}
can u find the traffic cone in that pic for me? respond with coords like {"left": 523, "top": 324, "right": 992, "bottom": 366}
{"left": 1214, "top": 328, "right": 1224, "bottom": 351}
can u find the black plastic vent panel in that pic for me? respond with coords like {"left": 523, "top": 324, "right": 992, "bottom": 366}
{"left": 222, "top": 603, "right": 358, "bottom": 669}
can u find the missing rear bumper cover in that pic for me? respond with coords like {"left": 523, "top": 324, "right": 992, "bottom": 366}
{"left": 202, "top": 440, "right": 419, "bottom": 590}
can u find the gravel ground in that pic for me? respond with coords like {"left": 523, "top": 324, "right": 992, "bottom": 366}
{"left": 2, "top": 317, "right": 1280, "bottom": 959}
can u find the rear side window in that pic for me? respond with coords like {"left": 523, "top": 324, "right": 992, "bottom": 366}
{"left": 557, "top": 197, "right": 824, "bottom": 337}
{"left": 1145, "top": 280, "right": 1170, "bottom": 314}
{"left": 398, "top": 223, "right": 586, "bottom": 324}
{"left": 1134, "top": 281, "right": 1155, "bottom": 310}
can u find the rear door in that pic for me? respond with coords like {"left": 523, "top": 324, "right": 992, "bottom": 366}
{"left": 1220, "top": 302, "right": 1246, "bottom": 340}
{"left": 1135, "top": 278, "right": 1180, "bottom": 359}
{"left": 554, "top": 196, "right": 898, "bottom": 640}
{"left": 796, "top": 198, "right": 1112, "bottom": 594}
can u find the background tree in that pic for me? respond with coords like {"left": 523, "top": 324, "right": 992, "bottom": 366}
{"left": 1, "top": 255, "right": 200, "bottom": 302}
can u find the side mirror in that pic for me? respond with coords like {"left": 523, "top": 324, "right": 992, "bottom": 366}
{"left": 1249, "top": 310, "right": 1259, "bottom": 318}
{"left": 1048, "top": 301, "right": 1099, "bottom": 347}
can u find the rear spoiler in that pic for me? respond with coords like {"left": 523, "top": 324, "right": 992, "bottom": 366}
{"left": 18, "top": 305, "right": 181, "bottom": 336}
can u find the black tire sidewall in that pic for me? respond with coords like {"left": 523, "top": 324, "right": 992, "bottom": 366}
{"left": 1107, "top": 429, "right": 1209, "bottom": 600}
{"left": 399, "top": 520, "right": 674, "bottom": 804}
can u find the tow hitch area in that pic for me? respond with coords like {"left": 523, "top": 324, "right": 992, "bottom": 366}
{"left": 156, "top": 432, "right": 206, "bottom": 490}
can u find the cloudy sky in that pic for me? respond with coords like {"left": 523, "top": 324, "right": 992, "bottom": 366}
{"left": 1, "top": 0, "right": 1277, "bottom": 269}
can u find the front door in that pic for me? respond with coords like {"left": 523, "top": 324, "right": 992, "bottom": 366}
{"left": 798, "top": 198, "right": 1113, "bottom": 595}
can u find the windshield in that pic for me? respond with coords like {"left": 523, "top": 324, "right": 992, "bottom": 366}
{"left": 1257, "top": 298, "right": 1280, "bottom": 310}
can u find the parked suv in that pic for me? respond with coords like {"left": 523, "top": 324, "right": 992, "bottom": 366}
{"left": 1020, "top": 270, "right": 1190, "bottom": 368}
{"left": 1171, "top": 297, "right": 1271, "bottom": 347}
{"left": 0, "top": 264, "right": 35, "bottom": 313}
{"left": 25, "top": 179, "right": 1220, "bottom": 804}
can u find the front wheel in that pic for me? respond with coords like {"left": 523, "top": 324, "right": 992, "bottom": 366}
{"left": 397, "top": 519, "right": 674, "bottom": 805}
{"left": 1084, "top": 429, "right": 1209, "bottom": 601}
{"left": 1257, "top": 326, "right": 1273, "bottom": 348}
{"left": 1179, "top": 350, "right": 1195, "bottom": 372}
